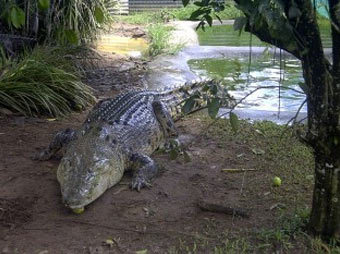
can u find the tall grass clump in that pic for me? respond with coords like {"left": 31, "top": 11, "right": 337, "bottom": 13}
{"left": 146, "top": 24, "right": 179, "bottom": 56}
{"left": 0, "top": 0, "right": 115, "bottom": 45}
{"left": 0, "top": 47, "right": 96, "bottom": 117}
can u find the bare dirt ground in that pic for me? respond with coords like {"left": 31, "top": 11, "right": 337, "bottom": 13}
{"left": 0, "top": 112, "right": 280, "bottom": 254}
{"left": 0, "top": 24, "right": 314, "bottom": 254}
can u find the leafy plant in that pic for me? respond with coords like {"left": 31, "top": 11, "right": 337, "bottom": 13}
{"left": 146, "top": 23, "right": 184, "bottom": 56}
{"left": 0, "top": 46, "right": 95, "bottom": 117}
{"left": 0, "top": 0, "right": 115, "bottom": 45}
{"left": 182, "top": 80, "right": 235, "bottom": 118}
{"left": 182, "top": 0, "right": 226, "bottom": 30}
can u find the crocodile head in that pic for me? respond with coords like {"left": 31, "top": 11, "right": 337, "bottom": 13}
{"left": 57, "top": 124, "right": 125, "bottom": 211}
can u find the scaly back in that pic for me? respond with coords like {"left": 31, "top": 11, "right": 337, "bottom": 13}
{"left": 84, "top": 79, "right": 224, "bottom": 125}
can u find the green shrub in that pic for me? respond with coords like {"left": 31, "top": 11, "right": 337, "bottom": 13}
{"left": 146, "top": 24, "right": 173, "bottom": 56}
{"left": 146, "top": 23, "right": 183, "bottom": 56}
{"left": 0, "top": 47, "right": 96, "bottom": 117}
{"left": 0, "top": 0, "right": 114, "bottom": 45}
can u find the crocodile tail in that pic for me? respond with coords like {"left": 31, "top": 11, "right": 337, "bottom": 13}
{"left": 157, "top": 78, "right": 225, "bottom": 119}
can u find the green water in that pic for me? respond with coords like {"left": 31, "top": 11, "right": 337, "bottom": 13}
{"left": 188, "top": 57, "right": 306, "bottom": 112}
{"left": 197, "top": 24, "right": 332, "bottom": 48}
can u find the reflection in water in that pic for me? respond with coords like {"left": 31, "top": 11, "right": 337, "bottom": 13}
{"left": 96, "top": 35, "right": 148, "bottom": 55}
{"left": 188, "top": 57, "right": 306, "bottom": 112}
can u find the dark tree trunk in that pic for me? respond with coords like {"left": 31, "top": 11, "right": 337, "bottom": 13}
{"left": 232, "top": 0, "right": 340, "bottom": 240}
{"left": 309, "top": 0, "right": 340, "bottom": 239}
{"left": 310, "top": 151, "right": 340, "bottom": 239}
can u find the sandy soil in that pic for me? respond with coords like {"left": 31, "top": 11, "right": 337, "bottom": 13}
{"left": 0, "top": 109, "right": 277, "bottom": 253}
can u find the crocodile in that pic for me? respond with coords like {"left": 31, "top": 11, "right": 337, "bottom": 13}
{"left": 35, "top": 79, "right": 231, "bottom": 212}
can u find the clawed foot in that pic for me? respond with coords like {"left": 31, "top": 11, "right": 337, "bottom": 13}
{"left": 131, "top": 175, "right": 152, "bottom": 192}
{"left": 164, "top": 138, "right": 181, "bottom": 152}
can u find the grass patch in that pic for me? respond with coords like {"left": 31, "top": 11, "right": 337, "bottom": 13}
{"left": 198, "top": 14, "right": 331, "bottom": 47}
{"left": 169, "top": 115, "right": 340, "bottom": 252}
{"left": 206, "top": 118, "right": 314, "bottom": 205}
{"left": 0, "top": 46, "right": 95, "bottom": 117}
{"left": 117, "top": 2, "right": 243, "bottom": 25}
{"left": 146, "top": 24, "right": 184, "bottom": 57}
{"left": 167, "top": 115, "right": 340, "bottom": 252}
{"left": 197, "top": 24, "right": 267, "bottom": 46}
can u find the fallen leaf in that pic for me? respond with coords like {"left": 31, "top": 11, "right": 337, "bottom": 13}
{"left": 252, "top": 148, "right": 265, "bottom": 155}
{"left": 103, "top": 239, "right": 114, "bottom": 248}
{"left": 255, "top": 129, "right": 264, "bottom": 135}
{"left": 263, "top": 192, "right": 271, "bottom": 196}
{"left": 136, "top": 250, "right": 148, "bottom": 254}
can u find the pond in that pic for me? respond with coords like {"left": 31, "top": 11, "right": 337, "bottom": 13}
{"left": 188, "top": 57, "right": 306, "bottom": 113}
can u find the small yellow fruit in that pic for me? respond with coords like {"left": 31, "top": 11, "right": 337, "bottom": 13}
{"left": 273, "top": 176, "right": 282, "bottom": 187}
{"left": 72, "top": 207, "right": 84, "bottom": 214}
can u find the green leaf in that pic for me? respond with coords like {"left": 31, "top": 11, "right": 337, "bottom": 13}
{"left": 215, "top": 14, "right": 222, "bottom": 24}
{"left": 205, "top": 14, "right": 213, "bottom": 27}
{"left": 252, "top": 148, "right": 265, "bottom": 155}
{"left": 190, "top": 8, "right": 208, "bottom": 20}
{"left": 202, "top": 84, "right": 210, "bottom": 92}
{"left": 38, "top": 0, "right": 50, "bottom": 10}
{"left": 94, "top": 6, "right": 104, "bottom": 24}
{"left": 233, "top": 16, "right": 247, "bottom": 32}
{"left": 298, "top": 82, "right": 308, "bottom": 94}
{"left": 183, "top": 151, "right": 191, "bottom": 163}
{"left": 169, "top": 149, "right": 179, "bottom": 160}
{"left": 182, "top": 97, "right": 196, "bottom": 114}
{"left": 136, "top": 250, "right": 148, "bottom": 254}
{"left": 229, "top": 112, "right": 239, "bottom": 132}
{"left": 182, "top": 0, "right": 190, "bottom": 7}
{"left": 210, "top": 84, "right": 217, "bottom": 95}
{"left": 65, "top": 30, "right": 79, "bottom": 45}
{"left": 196, "top": 21, "right": 206, "bottom": 31}
{"left": 10, "top": 7, "right": 25, "bottom": 29}
{"left": 194, "top": 1, "right": 206, "bottom": 7}
{"left": 208, "top": 98, "right": 220, "bottom": 118}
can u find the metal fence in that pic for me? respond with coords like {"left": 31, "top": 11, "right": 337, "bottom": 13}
{"left": 108, "top": 0, "right": 129, "bottom": 14}
{"left": 129, "top": 0, "right": 183, "bottom": 12}
{"left": 111, "top": 0, "right": 225, "bottom": 14}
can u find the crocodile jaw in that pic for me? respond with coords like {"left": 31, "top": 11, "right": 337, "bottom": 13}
{"left": 56, "top": 131, "right": 125, "bottom": 211}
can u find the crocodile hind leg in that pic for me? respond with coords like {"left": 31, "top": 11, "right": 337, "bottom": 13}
{"left": 34, "top": 128, "right": 77, "bottom": 160}
{"left": 130, "top": 153, "right": 158, "bottom": 191}
{"left": 152, "top": 100, "right": 178, "bottom": 138}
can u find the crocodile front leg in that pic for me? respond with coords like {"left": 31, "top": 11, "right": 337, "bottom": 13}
{"left": 34, "top": 128, "right": 77, "bottom": 160}
{"left": 130, "top": 153, "right": 158, "bottom": 191}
